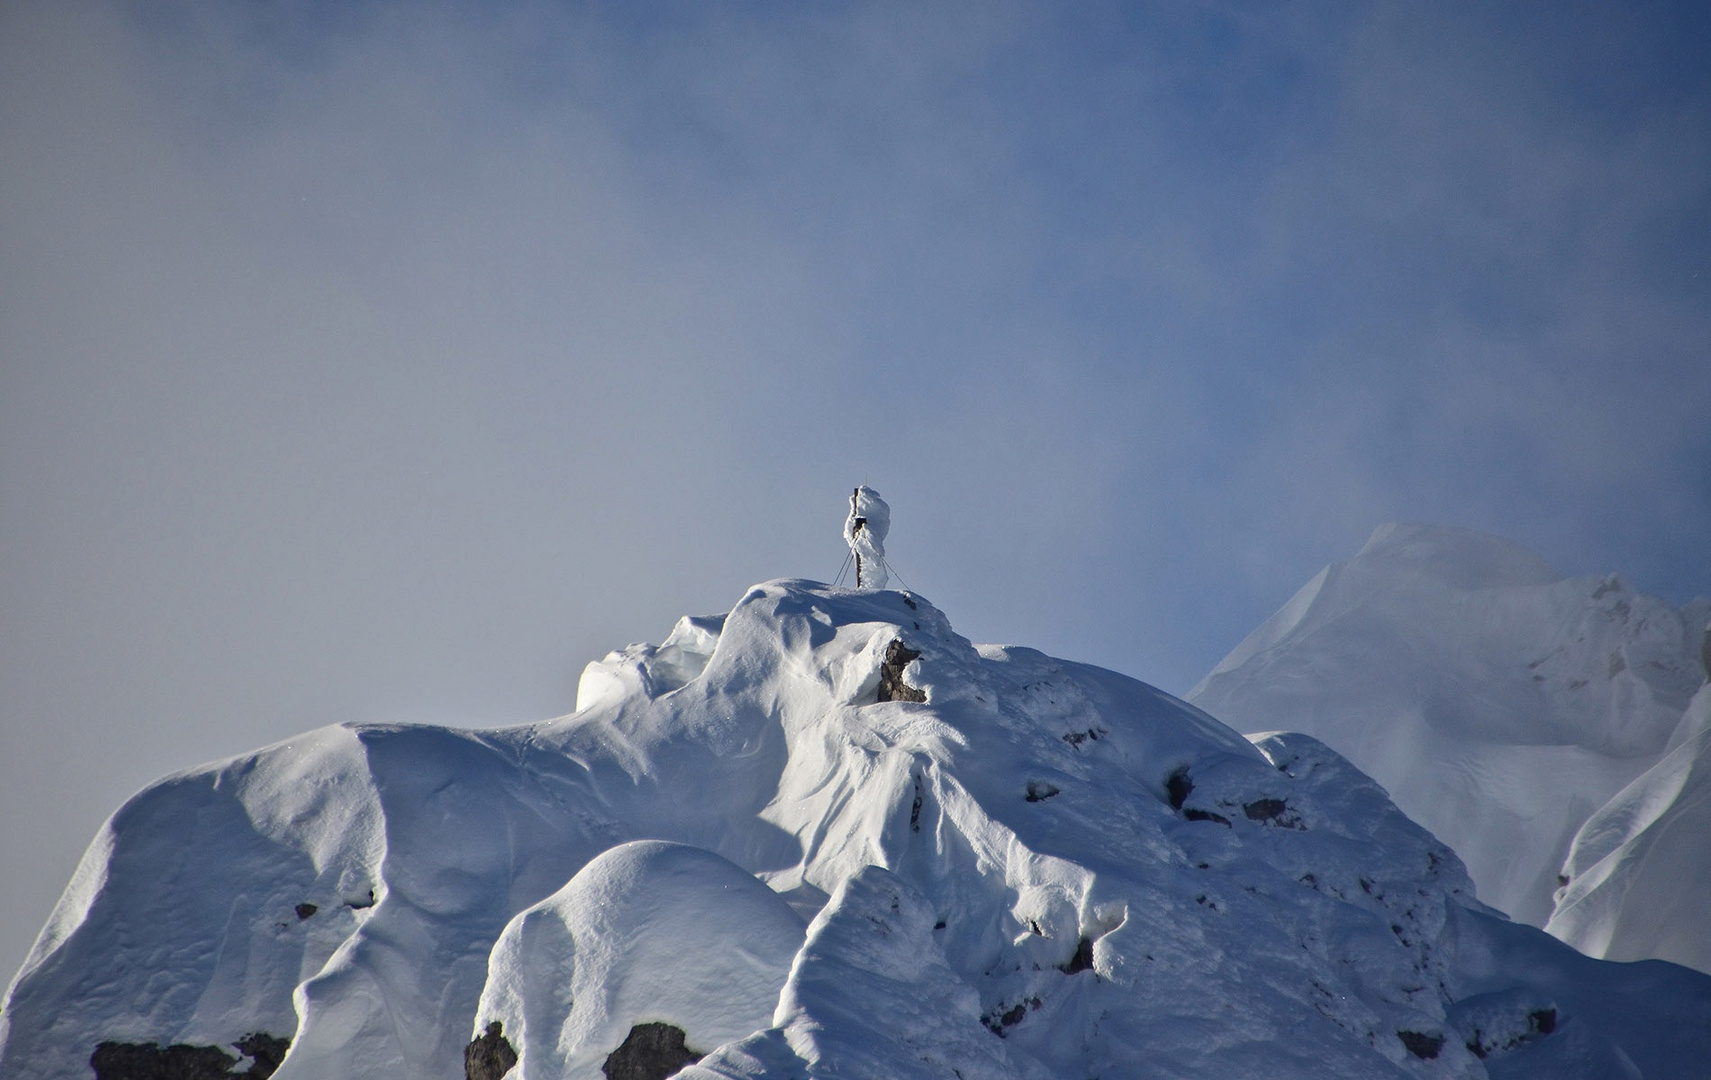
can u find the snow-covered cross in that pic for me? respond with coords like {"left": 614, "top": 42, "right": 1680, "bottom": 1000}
{"left": 843, "top": 485, "right": 890, "bottom": 590}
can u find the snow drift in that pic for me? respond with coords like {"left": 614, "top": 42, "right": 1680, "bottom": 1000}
{"left": 5, "top": 575, "right": 1711, "bottom": 1079}
{"left": 475, "top": 840, "right": 805, "bottom": 1080}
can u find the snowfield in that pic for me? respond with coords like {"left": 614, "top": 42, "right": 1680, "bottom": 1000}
{"left": 5, "top": 575, "right": 1710, "bottom": 1079}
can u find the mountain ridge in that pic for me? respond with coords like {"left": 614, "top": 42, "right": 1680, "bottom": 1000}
{"left": 5, "top": 575, "right": 1709, "bottom": 1079}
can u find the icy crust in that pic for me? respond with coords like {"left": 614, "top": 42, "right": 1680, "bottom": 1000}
{"left": 6, "top": 579, "right": 1711, "bottom": 1080}
{"left": 1189, "top": 523, "right": 1709, "bottom": 927}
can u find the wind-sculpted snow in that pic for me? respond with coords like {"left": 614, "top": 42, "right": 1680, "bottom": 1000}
{"left": 473, "top": 840, "right": 804, "bottom": 1080}
{"left": 680, "top": 866, "right": 1045, "bottom": 1080}
{"left": 5, "top": 579, "right": 1711, "bottom": 1079}
{"left": 1547, "top": 684, "right": 1711, "bottom": 972}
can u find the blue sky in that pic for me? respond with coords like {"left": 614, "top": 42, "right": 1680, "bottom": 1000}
{"left": 3, "top": 0, "right": 1708, "bottom": 979}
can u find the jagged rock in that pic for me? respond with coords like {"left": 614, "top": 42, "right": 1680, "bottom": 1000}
{"left": 1396, "top": 1030, "right": 1444, "bottom": 1059}
{"left": 602, "top": 1022, "right": 700, "bottom": 1080}
{"left": 235, "top": 1033, "right": 291, "bottom": 1078}
{"left": 89, "top": 1034, "right": 290, "bottom": 1080}
{"left": 877, "top": 639, "right": 926, "bottom": 702}
{"left": 90, "top": 1042, "right": 238, "bottom": 1080}
{"left": 464, "top": 1021, "right": 517, "bottom": 1080}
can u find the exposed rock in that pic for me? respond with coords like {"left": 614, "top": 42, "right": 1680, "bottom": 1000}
{"left": 91, "top": 1042, "right": 237, "bottom": 1080}
{"left": 1396, "top": 1030, "right": 1444, "bottom": 1059}
{"left": 465, "top": 1021, "right": 518, "bottom": 1080}
{"left": 877, "top": 640, "right": 926, "bottom": 703}
{"left": 235, "top": 1033, "right": 290, "bottom": 1078}
{"left": 90, "top": 1033, "right": 291, "bottom": 1080}
{"left": 1243, "top": 798, "right": 1285, "bottom": 820}
{"left": 1242, "top": 798, "right": 1304, "bottom": 829}
{"left": 602, "top": 1022, "right": 700, "bottom": 1080}
{"left": 1061, "top": 935, "right": 1095, "bottom": 974}
{"left": 980, "top": 995, "right": 1041, "bottom": 1037}
{"left": 1165, "top": 766, "right": 1192, "bottom": 810}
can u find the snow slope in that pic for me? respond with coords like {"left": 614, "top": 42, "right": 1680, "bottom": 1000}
{"left": 1546, "top": 683, "right": 1711, "bottom": 971}
{"left": 1189, "top": 523, "right": 1710, "bottom": 930}
{"left": 6, "top": 576, "right": 1711, "bottom": 1079}
{"left": 475, "top": 840, "right": 805, "bottom": 1080}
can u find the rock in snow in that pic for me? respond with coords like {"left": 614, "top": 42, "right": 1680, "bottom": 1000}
{"left": 5, "top": 576, "right": 1711, "bottom": 1079}
{"left": 1190, "top": 523, "right": 1711, "bottom": 934}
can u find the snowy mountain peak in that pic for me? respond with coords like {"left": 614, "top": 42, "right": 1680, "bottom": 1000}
{"left": 1190, "top": 523, "right": 1709, "bottom": 937}
{"left": 1355, "top": 523, "right": 1563, "bottom": 591}
{"left": 6, "top": 576, "right": 1711, "bottom": 1079}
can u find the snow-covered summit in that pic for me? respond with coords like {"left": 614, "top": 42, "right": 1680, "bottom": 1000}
{"left": 1190, "top": 522, "right": 1710, "bottom": 929}
{"left": 6, "top": 576, "right": 1710, "bottom": 1079}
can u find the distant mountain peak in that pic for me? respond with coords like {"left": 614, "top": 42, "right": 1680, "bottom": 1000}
{"left": 1192, "top": 523, "right": 1710, "bottom": 954}
{"left": 1355, "top": 522, "right": 1562, "bottom": 590}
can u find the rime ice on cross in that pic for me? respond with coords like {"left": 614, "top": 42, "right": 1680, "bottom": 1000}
{"left": 843, "top": 486, "right": 891, "bottom": 590}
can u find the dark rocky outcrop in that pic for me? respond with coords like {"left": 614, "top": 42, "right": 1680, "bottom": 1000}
{"left": 91, "top": 1042, "right": 236, "bottom": 1080}
{"left": 981, "top": 996, "right": 1042, "bottom": 1037}
{"left": 465, "top": 1021, "right": 518, "bottom": 1080}
{"left": 1242, "top": 798, "right": 1304, "bottom": 829}
{"left": 602, "top": 1022, "right": 701, "bottom": 1080}
{"left": 1060, "top": 935, "right": 1095, "bottom": 974}
{"left": 877, "top": 640, "right": 926, "bottom": 703}
{"left": 1396, "top": 1030, "right": 1444, "bottom": 1059}
{"left": 235, "top": 1033, "right": 291, "bottom": 1077}
{"left": 1243, "top": 798, "right": 1287, "bottom": 821}
{"left": 1165, "top": 767, "right": 1192, "bottom": 810}
{"left": 90, "top": 1032, "right": 290, "bottom": 1080}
